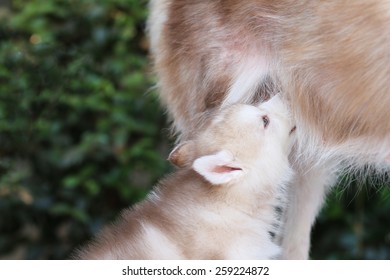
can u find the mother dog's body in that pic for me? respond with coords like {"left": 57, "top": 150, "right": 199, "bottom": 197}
{"left": 148, "top": 0, "right": 390, "bottom": 259}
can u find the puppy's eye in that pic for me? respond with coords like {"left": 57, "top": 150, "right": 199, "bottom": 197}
{"left": 262, "top": 115, "right": 270, "bottom": 128}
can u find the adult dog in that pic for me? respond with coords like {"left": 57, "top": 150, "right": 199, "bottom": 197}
{"left": 147, "top": 0, "right": 390, "bottom": 259}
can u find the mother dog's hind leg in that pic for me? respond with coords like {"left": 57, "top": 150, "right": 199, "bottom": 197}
{"left": 282, "top": 161, "right": 339, "bottom": 259}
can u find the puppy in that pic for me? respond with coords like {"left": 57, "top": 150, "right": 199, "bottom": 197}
{"left": 75, "top": 96, "right": 294, "bottom": 259}
{"left": 148, "top": 0, "right": 390, "bottom": 259}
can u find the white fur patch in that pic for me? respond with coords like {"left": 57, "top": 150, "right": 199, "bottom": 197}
{"left": 147, "top": 0, "right": 168, "bottom": 54}
{"left": 141, "top": 223, "right": 181, "bottom": 259}
{"left": 226, "top": 234, "right": 281, "bottom": 260}
{"left": 222, "top": 52, "right": 271, "bottom": 107}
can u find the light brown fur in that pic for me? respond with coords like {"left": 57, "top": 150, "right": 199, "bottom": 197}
{"left": 148, "top": 0, "right": 390, "bottom": 259}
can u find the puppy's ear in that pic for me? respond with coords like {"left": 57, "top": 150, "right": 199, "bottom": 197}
{"left": 168, "top": 141, "right": 195, "bottom": 168}
{"left": 193, "top": 150, "right": 243, "bottom": 185}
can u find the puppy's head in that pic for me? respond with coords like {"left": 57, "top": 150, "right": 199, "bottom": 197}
{"left": 168, "top": 95, "right": 295, "bottom": 185}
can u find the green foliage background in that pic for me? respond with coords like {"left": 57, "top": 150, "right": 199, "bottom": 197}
{"left": 0, "top": 0, "right": 389, "bottom": 259}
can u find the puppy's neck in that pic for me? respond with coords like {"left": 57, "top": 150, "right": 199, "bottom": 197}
{"left": 186, "top": 168, "right": 282, "bottom": 216}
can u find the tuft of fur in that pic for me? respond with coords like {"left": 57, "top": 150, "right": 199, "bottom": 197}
{"left": 75, "top": 97, "right": 294, "bottom": 260}
{"left": 148, "top": 0, "right": 390, "bottom": 259}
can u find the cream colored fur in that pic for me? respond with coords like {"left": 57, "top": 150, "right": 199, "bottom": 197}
{"left": 75, "top": 97, "right": 295, "bottom": 259}
{"left": 148, "top": 0, "right": 390, "bottom": 259}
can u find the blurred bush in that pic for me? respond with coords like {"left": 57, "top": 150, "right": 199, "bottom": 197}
{"left": 0, "top": 0, "right": 389, "bottom": 260}
{"left": 0, "top": 0, "right": 170, "bottom": 259}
